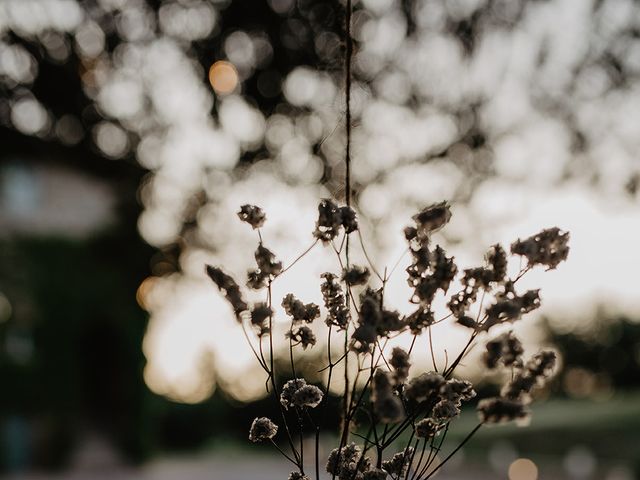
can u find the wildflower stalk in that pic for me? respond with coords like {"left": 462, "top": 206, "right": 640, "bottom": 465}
{"left": 207, "top": 4, "right": 569, "bottom": 477}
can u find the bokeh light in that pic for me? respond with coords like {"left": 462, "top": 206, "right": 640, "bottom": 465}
{"left": 208, "top": 60, "right": 239, "bottom": 95}
{"left": 508, "top": 458, "right": 538, "bottom": 480}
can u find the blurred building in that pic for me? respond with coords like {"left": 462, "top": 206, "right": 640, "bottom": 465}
{"left": 0, "top": 160, "right": 115, "bottom": 238}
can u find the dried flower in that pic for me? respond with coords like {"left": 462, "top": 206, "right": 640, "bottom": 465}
{"left": 280, "top": 378, "right": 307, "bottom": 409}
{"left": 404, "top": 372, "right": 445, "bottom": 403}
{"left": 412, "top": 201, "right": 452, "bottom": 237}
{"left": 249, "top": 417, "right": 278, "bottom": 442}
{"left": 381, "top": 447, "right": 414, "bottom": 477}
{"left": 255, "top": 245, "right": 283, "bottom": 277}
{"left": 432, "top": 399, "right": 460, "bottom": 421}
{"left": 371, "top": 370, "right": 404, "bottom": 423}
{"left": 340, "top": 205, "right": 358, "bottom": 233}
{"left": 237, "top": 204, "right": 266, "bottom": 229}
{"left": 486, "top": 243, "right": 508, "bottom": 282}
{"left": 288, "top": 473, "right": 310, "bottom": 480}
{"left": 286, "top": 325, "right": 317, "bottom": 349}
{"left": 314, "top": 199, "right": 343, "bottom": 242}
{"left": 389, "top": 347, "right": 411, "bottom": 384}
{"left": 342, "top": 265, "right": 370, "bottom": 286}
{"left": 511, "top": 227, "right": 570, "bottom": 270}
{"left": 477, "top": 397, "right": 530, "bottom": 425}
{"left": 205, "top": 265, "right": 248, "bottom": 319}
{"left": 282, "top": 293, "right": 320, "bottom": 323}
{"left": 484, "top": 331, "right": 523, "bottom": 369}
{"left": 414, "top": 418, "right": 438, "bottom": 439}
{"left": 326, "top": 443, "right": 370, "bottom": 480}
{"left": 440, "top": 379, "right": 476, "bottom": 405}
{"left": 501, "top": 350, "right": 558, "bottom": 401}
{"left": 362, "top": 469, "right": 387, "bottom": 480}
{"left": 406, "top": 307, "right": 434, "bottom": 334}
{"left": 408, "top": 246, "right": 457, "bottom": 306}
{"left": 292, "top": 384, "right": 324, "bottom": 408}
{"left": 484, "top": 288, "right": 541, "bottom": 330}
{"left": 247, "top": 268, "right": 268, "bottom": 290}
{"left": 321, "top": 273, "right": 350, "bottom": 329}
{"left": 250, "top": 302, "right": 272, "bottom": 336}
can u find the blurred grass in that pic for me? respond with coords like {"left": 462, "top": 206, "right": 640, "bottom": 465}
{"left": 448, "top": 391, "right": 640, "bottom": 463}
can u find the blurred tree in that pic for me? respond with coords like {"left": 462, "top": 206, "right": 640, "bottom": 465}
{"left": 2, "top": 0, "right": 640, "bottom": 468}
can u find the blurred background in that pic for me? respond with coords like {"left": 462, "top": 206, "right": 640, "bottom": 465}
{"left": 1, "top": 0, "right": 640, "bottom": 478}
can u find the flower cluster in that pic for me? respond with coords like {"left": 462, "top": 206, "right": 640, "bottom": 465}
{"left": 404, "top": 373, "right": 476, "bottom": 425}
{"left": 447, "top": 244, "right": 508, "bottom": 328}
{"left": 237, "top": 204, "right": 266, "bottom": 229}
{"left": 321, "top": 273, "right": 350, "bottom": 329}
{"left": 484, "top": 331, "right": 524, "bottom": 369}
{"left": 204, "top": 265, "right": 247, "bottom": 319}
{"left": 511, "top": 227, "right": 570, "bottom": 270}
{"left": 313, "top": 199, "right": 358, "bottom": 242}
{"left": 282, "top": 294, "right": 320, "bottom": 323}
{"left": 280, "top": 378, "right": 324, "bottom": 409}
{"left": 285, "top": 325, "right": 316, "bottom": 349}
{"left": 371, "top": 370, "right": 403, "bottom": 423}
{"left": 381, "top": 447, "right": 414, "bottom": 478}
{"left": 250, "top": 302, "right": 272, "bottom": 336}
{"left": 501, "top": 350, "right": 557, "bottom": 401}
{"left": 326, "top": 443, "right": 371, "bottom": 480}
{"left": 249, "top": 417, "right": 278, "bottom": 442}
{"left": 287, "top": 473, "right": 310, "bottom": 480}
{"left": 247, "top": 244, "right": 283, "bottom": 289}
{"left": 478, "top": 345, "right": 557, "bottom": 425}
{"left": 205, "top": 199, "right": 569, "bottom": 480}
{"left": 482, "top": 284, "right": 541, "bottom": 331}
{"left": 351, "top": 288, "right": 404, "bottom": 353}
{"left": 389, "top": 347, "right": 411, "bottom": 384}
{"left": 282, "top": 294, "right": 320, "bottom": 349}
{"left": 342, "top": 265, "right": 370, "bottom": 286}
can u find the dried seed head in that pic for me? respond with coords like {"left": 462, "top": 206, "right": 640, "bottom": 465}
{"left": 314, "top": 199, "right": 342, "bottom": 242}
{"left": 486, "top": 243, "right": 508, "bottom": 282}
{"left": 404, "top": 372, "right": 445, "bottom": 403}
{"left": 205, "top": 265, "right": 248, "bottom": 319}
{"left": 406, "top": 308, "right": 434, "bottom": 334}
{"left": 389, "top": 347, "right": 411, "bottom": 384}
{"left": 477, "top": 397, "right": 530, "bottom": 425}
{"left": 363, "top": 469, "right": 388, "bottom": 480}
{"left": 247, "top": 268, "right": 268, "bottom": 290}
{"left": 415, "top": 418, "right": 438, "bottom": 439}
{"left": 255, "top": 245, "right": 283, "bottom": 277}
{"left": 342, "top": 265, "right": 370, "bottom": 286}
{"left": 280, "top": 378, "right": 307, "bottom": 409}
{"left": 250, "top": 303, "right": 272, "bottom": 336}
{"left": 286, "top": 325, "right": 317, "bottom": 349}
{"left": 340, "top": 205, "right": 358, "bottom": 233}
{"left": 282, "top": 294, "right": 320, "bottom": 323}
{"left": 432, "top": 399, "right": 460, "bottom": 421}
{"left": 292, "top": 384, "right": 324, "bottom": 408}
{"left": 412, "top": 201, "right": 452, "bottom": 238}
{"left": 440, "top": 379, "right": 476, "bottom": 405}
{"left": 237, "top": 204, "right": 266, "bottom": 229}
{"left": 288, "top": 472, "right": 310, "bottom": 480}
{"left": 511, "top": 227, "right": 570, "bottom": 270}
{"left": 249, "top": 417, "right": 278, "bottom": 442}
{"left": 321, "top": 273, "right": 350, "bottom": 329}
{"left": 501, "top": 349, "right": 558, "bottom": 401}
{"left": 381, "top": 447, "right": 414, "bottom": 477}
{"left": 484, "top": 331, "right": 523, "bottom": 369}
{"left": 326, "top": 443, "right": 367, "bottom": 478}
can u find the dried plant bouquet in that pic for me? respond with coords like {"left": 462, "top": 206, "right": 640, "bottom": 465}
{"left": 205, "top": 200, "right": 569, "bottom": 480}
